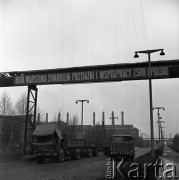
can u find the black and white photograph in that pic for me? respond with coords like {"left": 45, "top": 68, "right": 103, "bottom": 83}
{"left": 0, "top": 0, "right": 179, "bottom": 179}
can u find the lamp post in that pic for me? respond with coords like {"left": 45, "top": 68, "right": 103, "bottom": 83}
{"left": 153, "top": 107, "right": 165, "bottom": 147}
{"left": 134, "top": 49, "right": 165, "bottom": 157}
{"left": 76, "top": 100, "right": 89, "bottom": 138}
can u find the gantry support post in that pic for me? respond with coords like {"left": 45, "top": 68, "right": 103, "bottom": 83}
{"left": 23, "top": 85, "right": 38, "bottom": 155}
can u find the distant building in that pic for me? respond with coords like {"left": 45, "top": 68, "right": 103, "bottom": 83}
{"left": 80, "top": 124, "right": 139, "bottom": 147}
{"left": 81, "top": 124, "right": 139, "bottom": 139}
{"left": 104, "top": 124, "right": 139, "bottom": 138}
{"left": 0, "top": 115, "right": 25, "bottom": 152}
{"left": 0, "top": 115, "right": 140, "bottom": 151}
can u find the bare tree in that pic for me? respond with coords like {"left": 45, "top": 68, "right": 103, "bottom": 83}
{"left": 68, "top": 114, "right": 80, "bottom": 138}
{"left": 0, "top": 91, "right": 14, "bottom": 115}
{"left": 0, "top": 91, "right": 14, "bottom": 151}
{"left": 15, "top": 93, "right": 27, "bottom": 115}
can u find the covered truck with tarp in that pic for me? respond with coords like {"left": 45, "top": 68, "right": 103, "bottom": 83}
{"left": 103, "top": 134, "right": 135, "bottom": 161}
{"left": 31, "top": 123, "right": 98, "bottom": 163}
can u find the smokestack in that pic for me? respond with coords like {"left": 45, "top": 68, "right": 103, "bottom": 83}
{"left": 112, "top": 111, "right": 114, "bottom": 126}
{"left": 102, "top": 111, "right": 105, "bottom": 125}
{"left": 121, "top": 111, "right": 124, "bottom": 125}
{"left": 37, "top": 113, "right": 40, "bottom": 123}
{"left": 46, "top": 113, "right": 48, "bottom": 123}
{"left": 67, "top": 112, "right": 69, "bottom": 125}
{"left": 93, "top": 112, "right": 95, "bottom": 126}
{"left": 58, "top": 113, "right": 61, "bottom": 122}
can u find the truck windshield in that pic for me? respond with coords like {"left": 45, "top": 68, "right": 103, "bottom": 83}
{"left": 112, "top": 136, "right": 133, "bottom": 143}
{"left": 34, "top": 135, "right": 53, "bottom": 143}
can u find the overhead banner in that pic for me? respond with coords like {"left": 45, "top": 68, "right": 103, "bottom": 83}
{"left": 13, "top": 66, "right": 169, "bottom": 86}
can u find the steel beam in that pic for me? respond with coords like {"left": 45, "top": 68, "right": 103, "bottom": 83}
{"left": 23, "top": 85, "right": 38, "bottom": 155}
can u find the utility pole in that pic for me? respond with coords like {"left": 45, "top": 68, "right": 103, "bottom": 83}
{"left": 134, "top": 49, "right": 165, "bottom": 157}
{"left": 76, "top": 100, "right": 89, "bottom": 138}
{"left": 153, "top": 107, "right": 165, "bottom": 147}
{"left": 160, "top": 126, "right": 165, "bottom": 146}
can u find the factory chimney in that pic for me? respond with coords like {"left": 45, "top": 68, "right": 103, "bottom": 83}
{"left": 66, "top": 112, "right": 69, "bottom": 125}
{"left": 102, "top": 111, "right": 105, "bottom": 125}
{"left": 93, "top": 112, "right": 95, "bottom": 126}
{"left": 58, "top": 113, "right": 61, "bottom": 122}
{"left": 121, "top": 111, "right": 124, "bottom": 125}
{"left": 46, "top": 113, "right": 48, "bottom": 123}
{"left": 37, "top": 113, "right": 40, "bottom": 123}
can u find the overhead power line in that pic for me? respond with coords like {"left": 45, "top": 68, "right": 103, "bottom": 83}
{"left": 139, "top": 0, "right": 149, "bottom": 49}
{"left": 128, "top": 0, "right": 140, "bottom": 49}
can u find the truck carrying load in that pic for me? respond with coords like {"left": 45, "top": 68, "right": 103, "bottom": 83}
{"left": 32, "top": 124, "right": 62, "bottom": 137}
{"left": 31, "top": 123, "right": 98, "bottom": 163}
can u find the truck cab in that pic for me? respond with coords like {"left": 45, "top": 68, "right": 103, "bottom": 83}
{"left": 32, "top": 123, "right": 64, "bottom": 163}
{"left": 103, "top": 134, "right": 135, "bottom": 161}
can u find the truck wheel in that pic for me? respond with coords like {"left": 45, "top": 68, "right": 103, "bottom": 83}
{"left": 37, "top": 156, "right": 44, "bottom": 163}
{"left": 87, "top": 148, "right": 92, "bottom": 158}
{"left": 93, "top": 148, "right": 98, "bottom": 156}
{"left": 74, "top": 149, "right": 80, "bottom": 160}
{"left": 56, "top": 149, "right": 65, "bottom": 162}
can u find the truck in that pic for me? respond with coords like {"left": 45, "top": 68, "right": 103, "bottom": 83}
{"left": 31, "top": 123, "right": 98, "bottom": 163}
{"left": 103, "top": 134, "right": 135, "bottom": 161}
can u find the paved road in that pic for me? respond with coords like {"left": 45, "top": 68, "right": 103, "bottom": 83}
{"left": 0, "top": 147, "right": 152, "bottom": 180}
{"left": 159, "top": 145, "right": 179, "bottom": 180}
{"left": 134, "top": 147, "right": 151, "bottom": 159}
{"left": 1, "top": 153, "right": 105, "bottom": 180}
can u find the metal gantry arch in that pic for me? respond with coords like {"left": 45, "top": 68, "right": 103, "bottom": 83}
{"left": 0, "top": 59, "right": 179, "bottom": 154}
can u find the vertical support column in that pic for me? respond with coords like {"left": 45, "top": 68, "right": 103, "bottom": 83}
{"left": 24, "top": 85, "right": 38, "bottom": 155}
{"left": 81, "top": 102, "right": 84, "bottom": 138}
{"left": 148, "top": 53, "right": 155, "bottom": 157}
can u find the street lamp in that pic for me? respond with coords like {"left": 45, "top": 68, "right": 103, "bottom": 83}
{"left": 153, "top": 107, "right": 165, "bottom": 147}
{"left": 134, "top": 49, "right": 165, "bottom": 157}
{"left": 76, "top": 100, "right": 89, "bottom": 138}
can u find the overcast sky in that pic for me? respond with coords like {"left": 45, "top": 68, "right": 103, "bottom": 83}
{"left": 0, "top": 0, "right": 179, "bottom": 138}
